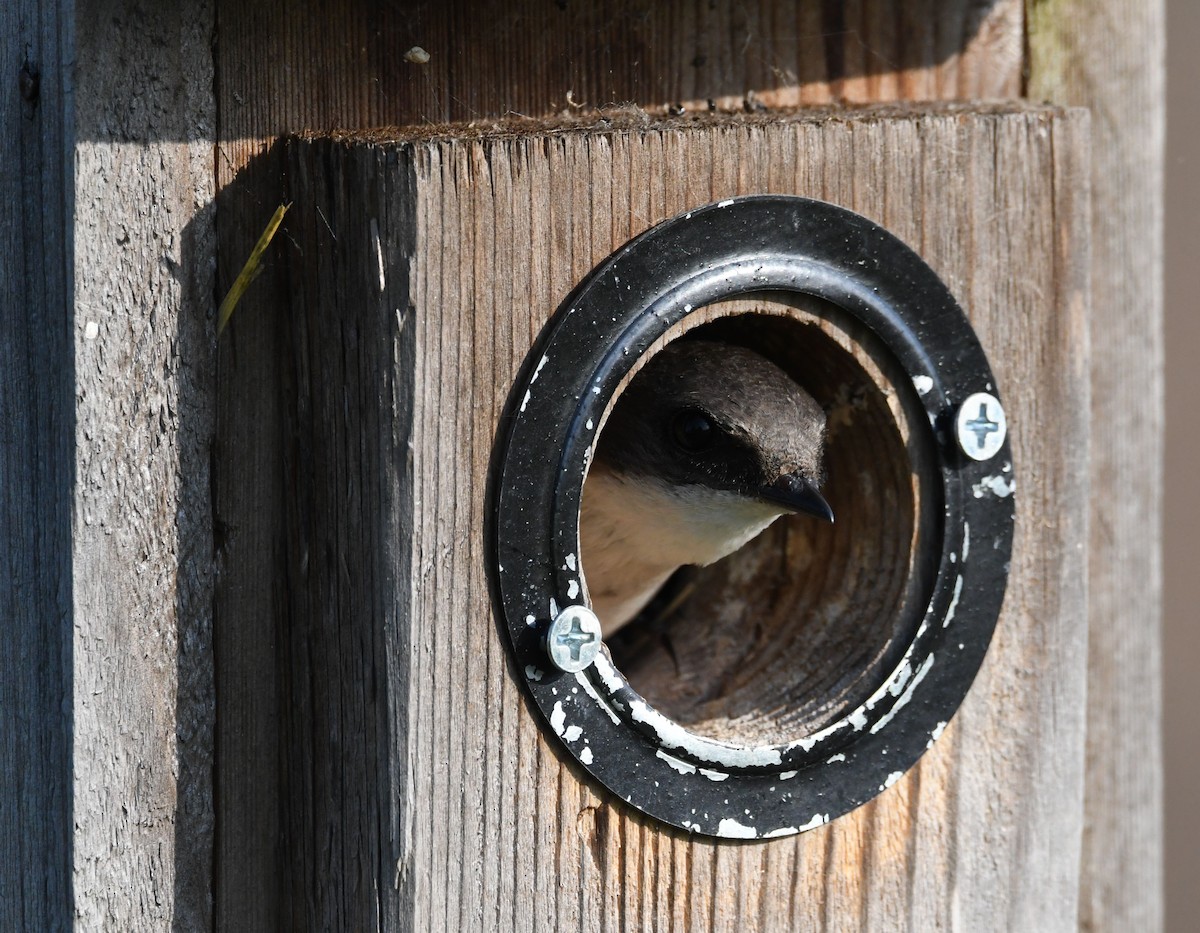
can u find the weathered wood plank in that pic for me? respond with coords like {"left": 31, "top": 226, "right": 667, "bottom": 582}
{"left": 211, "top": 0, "right": 1024, "bottom": 260}
{"left": 1161, "top": 7, "right": 1200, "bottom": 931}
{"left": 2, "top": 1, "right": 219, "bottom": 927}
{"left": 256, "top": 105, "right": 1089, "bottom": 930}
{"left": 1027, "top": 4, "right": 1165, "bottom": 930}
{"left": 0, "top": 2, "right": 74, "bottom": 929}
{"left": 211, "top": 146, "right": 292, "bottom": 931}
{"left": 71, "top": 0, "right": 217, "bottom": 928}
{"left": 215, "top": 0, "right": 1021, "bottom": 138}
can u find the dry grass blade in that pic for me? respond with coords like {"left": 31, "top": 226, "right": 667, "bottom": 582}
{"left": 217, "top": 203, "right": 290, "bottom": 336}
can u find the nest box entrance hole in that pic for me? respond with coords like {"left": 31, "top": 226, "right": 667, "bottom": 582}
{"left": 595, "top": 297, "right": 941, "bottom": 747}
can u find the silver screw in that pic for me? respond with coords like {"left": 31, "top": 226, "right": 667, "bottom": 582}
{"left": 954, "top": 392, "right": 1007, "bottom": 461}
{"left": 545, "top": 605, "right": 602, "bottom": 673}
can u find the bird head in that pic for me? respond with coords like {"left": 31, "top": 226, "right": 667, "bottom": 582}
{"left": 593, "top": 338, "right": 833, "bottom": 528}
{"left": 581, "top": 338, "right": 832, "bottom": 632}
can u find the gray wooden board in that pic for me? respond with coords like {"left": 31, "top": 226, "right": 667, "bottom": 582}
{"left": 1028, "top": 4, "right": 1166, "bottom": 930}
{"left": 2, "top": 1, "right": 218, "bottom": 928}
{"left": 252, "top": 105, "right": 1090, "bottom": 930}
{"left": 0, "top": 2, "right": 74, "bottom": 929}
{"left": 215, "top": 0, "right": 1022, "bottom": 140}
{"left": 71, "top": 0, "right": 217, "bottom": 929}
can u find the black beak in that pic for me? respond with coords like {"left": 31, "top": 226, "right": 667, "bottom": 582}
{"left": 758, "top": 473, "right": 835, "bottom": 523}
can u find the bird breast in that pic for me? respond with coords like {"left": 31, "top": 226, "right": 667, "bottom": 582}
{"left": 579, "top": 465, "right": 785, "bottom": 633}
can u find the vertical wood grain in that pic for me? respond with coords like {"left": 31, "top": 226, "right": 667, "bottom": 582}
{"left": 2, "top": 0, "right": 218, "bottom": 928}
{"left": 213, "top": 9, "right": 1025, "bottom": 921}
{"left": 265, "top": 106, "right": 1089, "bottom": 930}
{"left": 213, "top": 0, "right": 1024, "bottom": 213}
{"left": 71, "top": 0, "right": 217, "bottom": 928}
{"left": 0, "top": 2, "right": 74, "bottom": 929}
{"left": 211, "top": 145, "right": 290, "bottom": 931}
{"left": 215, "top": 0, "right": 1021, "bottom": 138}
{"left": 1, "top": 0, "right": 1157, "bottom": 927}
{"left": 1028, "top": 3, "right": 1166, "bottom": 930}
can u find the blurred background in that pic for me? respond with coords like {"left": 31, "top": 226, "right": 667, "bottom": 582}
{"left": 1164, "top": 3, "right": 1197, "bottom": 931}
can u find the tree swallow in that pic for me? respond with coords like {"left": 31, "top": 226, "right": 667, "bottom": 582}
{"left": 581, "top": 339, "right": 834, "bottom": 636}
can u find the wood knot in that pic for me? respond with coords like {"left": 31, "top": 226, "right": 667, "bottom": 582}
{"left": 19, "top": 63, "right": 39, "bottom": 107}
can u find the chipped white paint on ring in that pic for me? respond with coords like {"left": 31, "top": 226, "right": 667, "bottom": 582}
{"left": 912, "top": 374, "right": 934, "bottom": 396}
{"left": 777, "top": 577, "right": 947, "bottom": 750}
{"left": 885, "top": 658, "right": 914, "bottom": 698}
{"left": 798, "top": 813, "right": 829, "bottom": 832}
{"left": 573, "top": 670, "right": 622, "bottom": 725}
{"left": 717, "top": 818, "right": 757, "bottom": 838}
{"left": 592, "top": 655, "right": 784, "bottom": 768}
{"left": 972, "top": 473, "right": 1016, "bottom": 499}
{"left": 626, "top": 697, "right": 784, "bottom": 768}
{"left": 943, "top": 575, "right": 964, "bottom": 628}
{"left": 591, "top": 644, "right": 945, "bottom": 779}
{"left": 656, "top": 750, "right": 696, "bottom": 775}
{"left": 870, "top": 654, "right": 935, "bottom": 735}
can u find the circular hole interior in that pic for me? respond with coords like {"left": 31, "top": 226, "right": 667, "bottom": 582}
{"left": 590, "top": 297, "right": 940, "bottom": 747}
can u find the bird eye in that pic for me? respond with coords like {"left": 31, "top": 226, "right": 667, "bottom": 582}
{"left": 671, "top": 409, "right": 716, "bottom": 452}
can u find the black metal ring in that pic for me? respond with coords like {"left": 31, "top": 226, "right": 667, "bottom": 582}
{"left": 491, "top": 196, "right": 1014, "bottom": 839}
